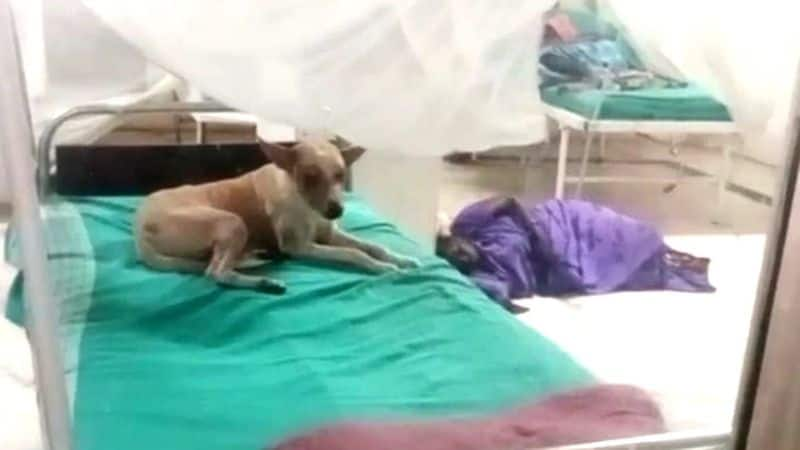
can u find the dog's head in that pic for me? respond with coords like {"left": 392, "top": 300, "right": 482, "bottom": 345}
{"left": 260, "top": 136, "right": 365, "bottom": 220}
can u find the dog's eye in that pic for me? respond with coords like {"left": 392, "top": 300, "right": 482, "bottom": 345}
{"left": 304, "top": 172, "right": 320, "bottom": 187}
{"left": 333, "top": 171, "right": 345, "bottom": 183}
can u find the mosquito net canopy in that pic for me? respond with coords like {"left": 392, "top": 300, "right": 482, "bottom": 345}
{"left": 602, "top": 0, "right": 800, "bottom": 165}
{"left": 12, "top": 0, "right": 800, "bottom": 158}
{"left": 78, "top": 0, "right": 555, "bottom": 155}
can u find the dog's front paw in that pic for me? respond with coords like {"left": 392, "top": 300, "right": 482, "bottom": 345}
{"left": 258, "top": 277, "right": 287, "bottom": 294}
{"left": 369, "top": 260, "right": 401, "bottom": 274}
{"left": 392, "top": 255, "right": 421, "bottom": 270}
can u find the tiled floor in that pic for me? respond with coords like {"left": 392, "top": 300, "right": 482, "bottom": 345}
{"left": 439, "top": 135, "right": 779, "bottom": 236}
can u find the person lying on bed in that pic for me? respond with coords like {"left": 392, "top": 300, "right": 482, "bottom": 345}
{"left": 436, "top": 196, "right": 714, "bottom": 311}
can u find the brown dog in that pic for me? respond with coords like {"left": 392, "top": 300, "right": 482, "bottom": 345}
{"left": 134, "top": 136, "right": 419, "bottom": 293}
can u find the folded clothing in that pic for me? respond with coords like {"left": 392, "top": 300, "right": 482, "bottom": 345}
{"left": 539, "top": 9, "right": 651, "bottom": 90}
{"left": 538, "top": 10, "right": 730, "bottom": 122}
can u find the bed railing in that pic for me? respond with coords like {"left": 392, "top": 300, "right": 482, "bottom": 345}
{"left": 36, "top": 101, "right": 236, "bottom": 197}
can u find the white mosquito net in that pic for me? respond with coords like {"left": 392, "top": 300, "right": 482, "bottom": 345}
{"left": 11, "top": 0, "right": 800, "bottom": 160}
{"left": 79, "top": 0, "right": 556, "bottom": 155}
{"left": 601, "top": 0, "right": 800, "bottom": 166}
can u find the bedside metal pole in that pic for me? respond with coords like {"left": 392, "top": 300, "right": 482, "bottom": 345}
{"left": 0, "top": 3, "right": 72, "bottom": 449}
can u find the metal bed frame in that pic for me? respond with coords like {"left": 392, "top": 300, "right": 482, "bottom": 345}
{"left": 36, "top": 103, "right": 366, "bottom": 199}
{"left": 543, "top": 103, "right": 738, "bottom": 223}
{"left": 36, "top": 101, "right": 236, "bottom": 197}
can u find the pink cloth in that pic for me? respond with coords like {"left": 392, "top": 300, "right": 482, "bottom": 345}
{"left": 272, "top": 384, "right": 665, "bottom": 450}
{"left": 546, "top": 13, "right": 580, "bottom": 42}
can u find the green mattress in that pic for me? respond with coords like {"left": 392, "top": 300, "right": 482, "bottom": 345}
{"left": 5, "top": 195, "right": 591, "bottom": 450}
{"left": 541, "top": 84, "right": 732, "bottom": 122}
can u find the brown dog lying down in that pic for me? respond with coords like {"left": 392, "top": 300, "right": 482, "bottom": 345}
{"left": 272, "top": 385, "right": 665, "bottom": 450}
{"left": 135, "top": 136, "right": 419, "bottom": 293}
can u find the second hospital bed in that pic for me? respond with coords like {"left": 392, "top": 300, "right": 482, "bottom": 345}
{"left": 540, "top": 10, "right": 738, "bottom": 223}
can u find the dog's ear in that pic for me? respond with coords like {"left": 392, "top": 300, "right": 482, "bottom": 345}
{"left": 329, "top": 135, "right": 351, "bottom": 149}
{"left": 259, "top": 140, "right": 297, "bottom": 172}
{"left": 341, "top": 145, "right": 366, "bottom": 166}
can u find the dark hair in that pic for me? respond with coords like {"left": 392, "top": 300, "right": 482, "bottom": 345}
{"left": 435, "top": 234, "right": 481, "bottom": 274}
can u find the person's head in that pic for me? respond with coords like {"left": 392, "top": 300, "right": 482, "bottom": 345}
{"left": 261, "top": 137, "right": 365, "bottom": 219}
{"left": 436, "top": 234, "right": 481, "bottom": 274}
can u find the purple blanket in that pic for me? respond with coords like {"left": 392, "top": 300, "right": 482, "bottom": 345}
{"left": 451, "top": 197, "right": 714, "bottom": 308}
{"left": 273, "top": 384, "right": 665, "bottom": 449}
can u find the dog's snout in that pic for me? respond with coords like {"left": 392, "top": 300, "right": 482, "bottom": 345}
{"left": 325, "top": 201, "right": 343, "bottom": 219}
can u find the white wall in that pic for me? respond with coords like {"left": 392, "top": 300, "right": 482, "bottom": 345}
{"left": 295, "top": 128, "right": 443, "bottom": 248}
{"left": 352, "top": 153, "right": 442, "bottom": 250}
{"left": 30, "top": 0, "right": 154, "bottom": 139}
{"left": 0, "top": 0, "right": 163, "bottom": 207}
{"left": 0, "top": 166, "right": 8, "bottom": 204}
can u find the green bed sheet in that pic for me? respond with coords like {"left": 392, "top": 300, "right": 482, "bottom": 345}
{"left": 541, "top": 84, "right": 732, "bottom": 122}
{"left": 6, "top": 195, "right": 590, "bottom": 450}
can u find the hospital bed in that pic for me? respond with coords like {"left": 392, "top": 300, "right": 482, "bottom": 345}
{"left": 543, "top": 89, "right": 738, "bottom": 213}
{"left": 541, "top": 11, "right": 739, "bottom": 223}
{"left": 4, "top": 101, "right": 677, "bottom": 450}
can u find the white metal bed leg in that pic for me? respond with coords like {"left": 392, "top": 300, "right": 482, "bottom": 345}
{"left": 714, "top": 142, "right": 734, "bottom": 225}
{"left": 576, "top": 131, "right": 596, "bottom": 198}
{"left": 555, "top": 127, "right": 570, "bottom": 199}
